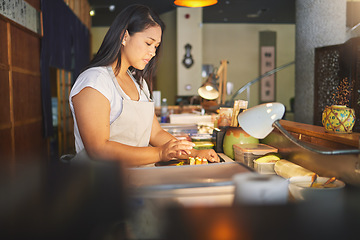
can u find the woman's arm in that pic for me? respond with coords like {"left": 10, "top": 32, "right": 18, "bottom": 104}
{"left": 72, "top": 87, "right": 194, "bottom": 167}
{"left": 149, "top": 114, "right": 176, "bottom": 146}
{"left": 149, "top": 114, "right": 220, "bottom": 163}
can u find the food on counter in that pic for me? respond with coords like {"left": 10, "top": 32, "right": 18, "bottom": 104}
{"left": 190, "top": 133, "right": 212, "bottom": 142}
{"left": 255, "top": 153, "right": 281, "bottom": 163}
{"left": 156, "top": 156, "right": 210, "bottom": 167}
{"left": 189, "top": 156, "right": 208, "bottom": 165}
{"left": 253, "top": 153, "right": 281, "bottom": 174}
{"left": 274, "top": 159, "right": 315, "bottom": 179}
{"left": 193, "top": 141, "right": 214, "bottom": 150}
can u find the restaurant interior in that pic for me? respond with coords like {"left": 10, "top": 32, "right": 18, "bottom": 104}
{"left": 1, "top": 0, "right": 360, "bottom": 239}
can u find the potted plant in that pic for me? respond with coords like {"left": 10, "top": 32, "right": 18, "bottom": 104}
{"left": 322, "top": 77, "right": 355, "bottom": 133}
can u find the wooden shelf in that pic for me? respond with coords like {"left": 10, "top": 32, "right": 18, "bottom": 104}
{"left": 280, "top": 119, "right": 360, "bottom": 148}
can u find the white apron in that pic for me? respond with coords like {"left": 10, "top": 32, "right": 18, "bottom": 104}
{"left": 72, "top": 66, "right": 154, "bottom": 166}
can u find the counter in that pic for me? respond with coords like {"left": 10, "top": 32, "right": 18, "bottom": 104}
{"left": 264, "top": 120, "right": 360, "bottom": 187}
{"left": 2, "top": 120, "right": 360, "bottom": 239}
{"left": 124, "top": 120, "right": 360, "bottom": 239}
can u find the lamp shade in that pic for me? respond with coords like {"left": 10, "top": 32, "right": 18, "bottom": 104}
{"left": 198, "top": 82, "right": 219, "bottom": 100}
{"left": 174, "top": 0, "right": 218, "bottom": 8}
{"left": 238, "top": 102, "right": 360, "bottom": 155}
{"left": 238, "top": 102, "right": 285, "bottom": 139}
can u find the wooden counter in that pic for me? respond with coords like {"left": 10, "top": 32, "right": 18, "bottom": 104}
{"left": 262, "top": 120, "right": 360, "bottom": 187}
{"left": 279, "top": 119, "right": 360, "bottom": 149}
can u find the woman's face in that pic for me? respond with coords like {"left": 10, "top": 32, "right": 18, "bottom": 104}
{"left": 122, "top": 25, "right": 162, "bottom": 70}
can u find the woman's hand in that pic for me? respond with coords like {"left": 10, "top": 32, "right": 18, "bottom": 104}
{"left": 159, "top": 139, "right": 195, "bottom": 162}
{"left": 191, "top": 149, "right": 220, "bottom": 163}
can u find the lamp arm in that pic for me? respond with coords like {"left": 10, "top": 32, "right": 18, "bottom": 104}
{"left": 273, "top": 120, "right": 360, "bottom": 155}
{"left": 230, "top": 61, "right": 295, "bottom": 102}
{"left": 215, "top": 60, "right": 228, "bottom": 77}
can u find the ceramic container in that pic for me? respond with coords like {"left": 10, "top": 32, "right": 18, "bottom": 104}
{"left": 288, "top": 176, "right": 345, "bottom": 202}
{"left": 222, "top": 127, "right": 259, "bottom": 159}
{"left": 322, "top": 105, "right": 355, "bottom": 133}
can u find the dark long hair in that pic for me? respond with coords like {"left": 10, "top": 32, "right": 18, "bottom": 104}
{"left": 85, "top": 4, "right": 165, "bottom": 92}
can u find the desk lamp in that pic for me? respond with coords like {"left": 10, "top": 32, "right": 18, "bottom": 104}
{"left": 237, "top": 102, "right": 360, "bottom": 155}
{"left": 198, "top": 73, "right": 219, "bottom": 100}
{"left": 198, "top": 60, "right": 228, "bottom": 105}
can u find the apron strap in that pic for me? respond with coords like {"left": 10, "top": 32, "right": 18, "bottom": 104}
{"left": 106, "top": 66, "right": 152, "bottom": 102}
{"left": 107, "top": 66, "right": 128, "bottom": 100}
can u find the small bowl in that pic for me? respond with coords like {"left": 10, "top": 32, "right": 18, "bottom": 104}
{"left": 253, "top": 160, "right": 276, "bottom": 174}
{"left": 288, "top": 176, "right": 345, "bottom": 202}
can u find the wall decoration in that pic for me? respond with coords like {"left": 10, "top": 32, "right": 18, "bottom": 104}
{"left": 260, "top": 46, "right": 276, "bottom": 102}
{"left": 182, "top": 43, "right": 194, "bottom": 68}
{"left": 0, "top": 0, "right": 42, "bottom": 35}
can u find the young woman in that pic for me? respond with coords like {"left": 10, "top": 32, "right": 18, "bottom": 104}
{"left": 69, "top": 4, "right": 219, "bottom": 167}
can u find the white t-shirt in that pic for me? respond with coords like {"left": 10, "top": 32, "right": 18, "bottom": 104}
{"left": 69, "top": 66, "right": 151, "bottom": 153}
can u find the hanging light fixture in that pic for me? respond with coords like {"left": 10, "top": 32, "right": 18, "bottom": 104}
{"left": 174, "top": 0, "right": 218, "bottom": 8}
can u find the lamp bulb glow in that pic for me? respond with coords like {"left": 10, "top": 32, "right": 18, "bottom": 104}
{"left": 205, "top": 85, "right": 214, "bottom": 91}
{"left": 109, "top": 5, "right": 115, "bottom": 12}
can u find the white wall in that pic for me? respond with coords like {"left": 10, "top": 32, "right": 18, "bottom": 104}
{"left": 176, "top": 7, "right": 203, "bottom": 96}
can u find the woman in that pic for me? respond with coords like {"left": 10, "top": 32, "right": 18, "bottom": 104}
{"left": 69, "top": 4, "right": 219, "bottom": 167}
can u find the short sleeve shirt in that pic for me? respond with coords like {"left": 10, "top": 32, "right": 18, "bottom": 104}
{"left": 69, "top": 66, "right": 151, "bottom": 152}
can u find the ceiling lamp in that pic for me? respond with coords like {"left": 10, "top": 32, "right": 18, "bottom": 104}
{"left": 174, "top": 0, "right": 218, "bottom": 8}
{"left": 109, "top": 5, "right": 115, "bottom": 12}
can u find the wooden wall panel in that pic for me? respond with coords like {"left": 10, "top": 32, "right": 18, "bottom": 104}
{"left": 64, "top": 0, "right": 91, "bottom": 30}
{"left": 0, "top": 70, "right": 10, "bottom": 126}
{"left": 11, "top": 25, "right": 40, "bottom": 72}
{"left": 12, "top": 72, "right": 42, "bottom": 121}
{"left": 0, "top": 0, "right": 47, "bottom": 165}
{"left": 25, "top": 0, "right": 41, "bottom": 10}
{"left": 0, "top": 19, "right": 7, "bottom": 65}
{"left": 0, "top": 128, "right": 12, "bottom": 165}
{"left": 14, "top": 121, "right": 47, "bottom": 163}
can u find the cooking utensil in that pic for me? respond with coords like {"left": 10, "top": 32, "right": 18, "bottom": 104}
{"left": 309, "top": 173, "right": 318, "bottom": 187}
{"left": 322, "top": 177, "right": 336, "bottom": 187}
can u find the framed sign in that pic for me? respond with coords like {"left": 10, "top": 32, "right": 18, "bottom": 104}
{"left": 260, "top": 46, "right": 276, "bottom": 102}
{"left": 0, "top": 0, "right": 42, "bottom": 36}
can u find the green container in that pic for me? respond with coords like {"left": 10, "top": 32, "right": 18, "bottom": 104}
{"left": 193, "top": 141, "right": 214, "bottom": 150}
{"left": 222, "top": 127, "right": 259, "bottom": 159}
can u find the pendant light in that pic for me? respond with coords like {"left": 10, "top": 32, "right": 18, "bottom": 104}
{"left": 174, "top": 0, "right": 218, "bottom": 8}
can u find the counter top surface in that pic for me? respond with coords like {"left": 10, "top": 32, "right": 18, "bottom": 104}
{"left": 280, "top": 119, "right": 360, "bottom": 148}
{"left": 126, "top": 154, "right": 249, "bottom": 190}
